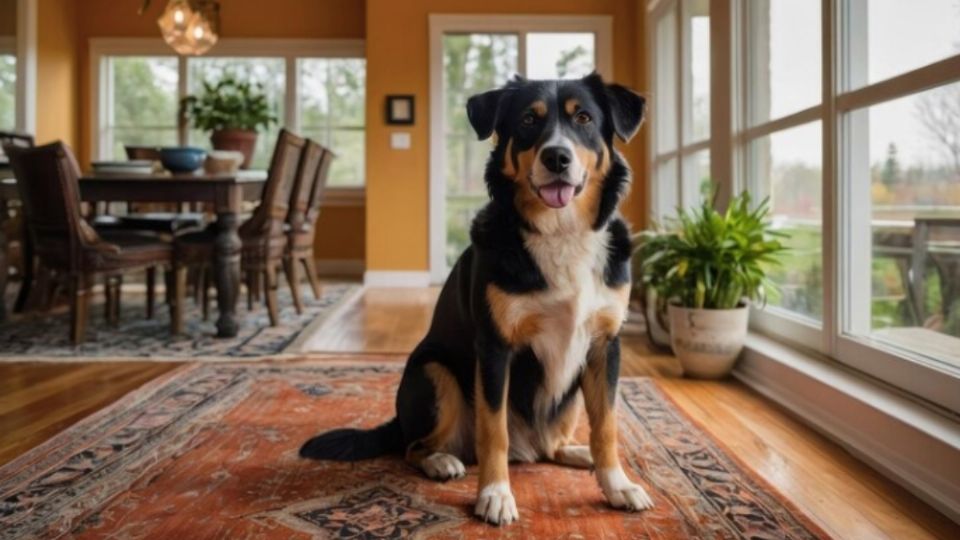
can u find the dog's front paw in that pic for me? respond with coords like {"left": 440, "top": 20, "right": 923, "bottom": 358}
{"left": 420, "top": 452, "right": 466, "bottom": 481}
{"left": 474, "top": 481, "right": 519, "bottom": 525}
{"left": 597, "top": 467, "right": 654, "bottom": 511}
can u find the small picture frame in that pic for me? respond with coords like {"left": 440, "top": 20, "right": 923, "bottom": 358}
{"left": 386, "top": 95, "right": 415, "bottom": 125}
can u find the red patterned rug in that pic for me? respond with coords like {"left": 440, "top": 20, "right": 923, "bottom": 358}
{"left": 0, "top": 359, "right": 830, "bottom": 539}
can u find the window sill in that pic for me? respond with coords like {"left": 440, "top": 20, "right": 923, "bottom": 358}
{"left": 736, "top": 332, "right": 960, "bottom": 523}
{"left": 323, "top": 187, "right": 365, "bottom": 207}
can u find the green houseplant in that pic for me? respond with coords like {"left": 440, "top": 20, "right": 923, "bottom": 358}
{"left": 181, "top": 75, "right": 277, "bottom": 169}
{"left": 633, "top": 191, "right": 788, "bottom": 378}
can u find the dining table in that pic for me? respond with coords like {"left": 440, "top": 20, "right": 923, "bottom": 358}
{"left": 0, "top": 170, "right": 267, "bottom": 337}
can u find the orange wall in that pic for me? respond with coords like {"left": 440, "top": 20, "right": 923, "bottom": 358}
{"left": 71, "top": 0, "right": 366, "bottom": 265}
{"left": 35, "top": 0, "right": 78, "bottom": 146}
{"left": 365, "top": 0, "right": 649, "bottom": 272}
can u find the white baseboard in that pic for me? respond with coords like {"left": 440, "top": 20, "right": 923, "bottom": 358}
{"left": 363, "top": 270, "right": 432, "bottom": 288}
{"left": 314, "top": 258, "right": 364, "bottom": 277}
{"left": 735, "top": 334, "right": 960, "bottom": 525}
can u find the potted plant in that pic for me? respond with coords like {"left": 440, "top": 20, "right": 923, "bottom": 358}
{"left": 180, "top": 75, "right": 277, "bottom": 169}
{"left": 633, "top": 192, "right": 787, "bottom": 378}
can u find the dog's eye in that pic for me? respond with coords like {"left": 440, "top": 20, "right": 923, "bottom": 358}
{"left": 521, "top": 113, "right": 537, "bottom": 126}
{"left": 574, "top": 111, "right": 592, "bottom": 125}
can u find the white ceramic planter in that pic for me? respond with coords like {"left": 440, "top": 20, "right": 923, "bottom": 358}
{"left": 668, "top": 304, "right": 749, "bottom": 378}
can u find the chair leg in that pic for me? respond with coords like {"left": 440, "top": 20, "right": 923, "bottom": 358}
{"left": 302, "top": 255, "right": 322, "bottom": 300}
{"left": 246, "top": 270, "right": 255, "bottom": 311}
{"left": 283, "top": 256, "right": 303, "bottom": 315}
{"left": 170, "top": 265, "right": 187, "bottom": 334}
{"left": 264, "top": 266, "right": 280, "bottom": 326}
{"left": 192, "top": 267, "right": 203, "bottom": 304}
{"left": 103, "top": 275, "right": 114, "bottom": 323}
{"left": 202, "top": 267, "right": 211, "bottom": 321}
{"left": 146, "top": 267, "right": 156, "bottom": 320}
{"left": 252, "top": 271, "right": 261, "bottom": 303}
{"left": 69, "top": 274, "right": 91, "bottom": 344}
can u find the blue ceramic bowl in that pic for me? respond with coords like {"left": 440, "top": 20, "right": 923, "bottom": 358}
{"left": 160, "top": 146, "right": 207, "bottom": 173}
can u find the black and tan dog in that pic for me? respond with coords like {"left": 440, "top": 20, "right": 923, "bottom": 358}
{"left": 301, "top": 73, "right": 650, "bottom": 525}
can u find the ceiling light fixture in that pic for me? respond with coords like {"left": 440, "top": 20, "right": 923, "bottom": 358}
{"left": 148, "top": 0, "right": 221, "bottom": 56}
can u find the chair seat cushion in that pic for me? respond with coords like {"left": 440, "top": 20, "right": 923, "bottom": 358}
{"left": 83, "top": 230, "right": 172, "bottom": 272}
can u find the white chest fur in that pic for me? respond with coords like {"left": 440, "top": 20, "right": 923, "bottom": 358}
{"left": 488, "top": 225, "right": 629, "bottom": 418}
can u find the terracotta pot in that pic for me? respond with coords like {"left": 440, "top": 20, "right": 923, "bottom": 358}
{"left": 668, "top": 303, "right": 749, "bottom": 379}
{"left": 210, "top": 129, "right": 258, "bottom": 169}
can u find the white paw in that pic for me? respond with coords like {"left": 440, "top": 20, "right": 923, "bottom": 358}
{"left": 553, "top": 445, "right": 594, "bottom": 469}
{"left": 420, "top": 452, "right": 466, "bottom": 481}
{"left": 597, "top": 467, "right": 654, "bottom": 511}
{"left": 474, "top": 481, "right": 519, "bottom": 525}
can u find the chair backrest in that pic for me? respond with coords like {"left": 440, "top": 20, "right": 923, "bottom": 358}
{"left": 245, "top": 129, "right": 306, "bottom": 237}
{"left": 303, "top": 148, "right": 335, "bottom": 231}
{"left": 286, "top": 140, "right": 325, "bottom": 233}
{"left": 125, "top": 146, "right": 162, "bottom": 160}
{"left": 4, "top": 142, "right": 101, "bottom": 271}
{"left": 0, "top": 131, "right": 35, "bottom": 161}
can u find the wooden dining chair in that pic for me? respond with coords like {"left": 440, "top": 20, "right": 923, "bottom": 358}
{"left": 284, "top": 142, "right": 333, "bottom": 312}
{"left": 5, "top": 142, "right": 185, "bottom": 343}
{"left": 175, "top": 129, "right": 305, "bottom": 329}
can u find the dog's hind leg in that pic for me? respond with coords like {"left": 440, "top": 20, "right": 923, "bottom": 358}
{"left": 398, "top": 360, "right": 469, "bottom": 481}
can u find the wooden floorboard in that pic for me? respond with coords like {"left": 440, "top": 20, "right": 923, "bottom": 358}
{"left": 0, "top": 286, "right": 956, "bottom": 538}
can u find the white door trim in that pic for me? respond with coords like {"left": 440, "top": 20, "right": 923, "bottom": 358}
{"left": 14, "top": 0, "right": 37, "bottom": 134}
{"left": 427, "top": 14, "right": 614, "bottom": 284}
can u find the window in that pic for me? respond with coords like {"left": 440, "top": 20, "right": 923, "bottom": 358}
{"left": 650, "top": 0, "right": 710, "bottom": 221}
{"left": 92, "top": 39, "right": 366, "bottom": 189}
{"left": 298, "top": 58, "right": 366, "bottom": 188}
{"left": 0, "top": 50, "right": 14, "bottom": 131}
{"left": 100, "top": 56, "right": 179, "bottom": 159}
{"left": 647, "top": 0, "right": 960, "bottom": 411}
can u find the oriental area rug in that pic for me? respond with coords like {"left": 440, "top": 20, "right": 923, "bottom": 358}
{"left": 0, "top": 283, "right": 360, "bottom": 360}
{"left": 0, "top": 360, "right": 830, "bottom": 539}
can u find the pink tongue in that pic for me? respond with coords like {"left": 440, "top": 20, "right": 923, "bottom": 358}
{"left": 539, "top": 182, "right": 576, "bottom": 208}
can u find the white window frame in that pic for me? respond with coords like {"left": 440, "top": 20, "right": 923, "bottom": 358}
{"left": 648, "top": 0, "right": 712, "bottom": 222}
{"left": 427, "top": 14, "right": 614, "bottom": 284}
{"left": 89, "top": 38, "right": 366, "bottom": 205}
{"left": 647, "top": 0, "right": 960, "bottom": 413}
{"left": 3, "top": 0, "right": 37, "bottom": 133}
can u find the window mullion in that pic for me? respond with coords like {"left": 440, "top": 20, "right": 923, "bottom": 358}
{"left": 822, "top": 0, "right": 839, "bottom": 355}
{"left": 177, "top": 55, "right": 187, "bottom": 146}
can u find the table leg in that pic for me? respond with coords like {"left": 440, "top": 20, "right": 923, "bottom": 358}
{"left": 213, "top": 210, "right": 242, "bottom": 337}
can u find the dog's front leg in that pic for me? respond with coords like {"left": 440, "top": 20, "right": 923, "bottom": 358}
{"left": 582, "top": 336, "right": 654, "bottom": 511}
{"left": 473, "top": 341, "right": 518, "bottom": 525}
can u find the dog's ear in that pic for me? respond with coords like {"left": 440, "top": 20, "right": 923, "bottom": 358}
{"left": 466, "top": 89, "right": 506, "bottom": 140}
{"left": 584, "top": 72, "right": 646, "bottom": 143}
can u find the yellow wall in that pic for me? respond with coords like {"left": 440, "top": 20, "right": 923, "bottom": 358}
{"left": 71, "top": 0, "right": 366, "bottom": 265}
{"left": 34, "top": 0, "right": 78, "bottom": 146}
{"left": 365, "top": 0, "right": 649, "bottom": 272}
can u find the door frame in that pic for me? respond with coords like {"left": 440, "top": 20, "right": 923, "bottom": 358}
{"left": 428, "top": 14, "right": 614, "bottom": 283}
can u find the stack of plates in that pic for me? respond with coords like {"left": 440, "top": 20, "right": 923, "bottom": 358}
{"left": 91, "top": 160, "right": 156, "bottom": 175}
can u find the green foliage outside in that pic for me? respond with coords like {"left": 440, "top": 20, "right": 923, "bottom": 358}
{"left": 0, "top": 55, "right": 15, "bottom": 132}
{"left": 634, "top": 192, "right": 789, "bottom": 310}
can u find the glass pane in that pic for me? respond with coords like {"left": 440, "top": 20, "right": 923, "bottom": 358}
{"left": 187, "top": 57, "right": 285, "bottom": 169}
{"left": 684, "top": 0, "right": 710, "bottom": 142}
{"left": 682, "top": 149, "right": 710, "bottom": 209}
{"left": 848, "top": 0, "right": 960, "bottom": 89}
{"left": 444, "top": 33, "right": 518, "bottom": 267}
{"left": 656, "top": 7, "right": 678, "bottom": 153}
{"left": 748, "top": 0, "right": 821, "bottom": 124}
{"left": 850, "top": 81, "right": 960, "bottom": 368}
{"left": 104, "top": 56, "right": 179, "bottom": 160}
{"left": 298, "top": 58, "right": 365, "bottom": 187}
{"left": 526, "top": 32, "right": 595, "bottom": 79}
{"left": 655, "top": 157, "right": 679, "bottom": 221}
{"left": 0, "top": 54, "right": 15, "bottom": 132}
{"left": 751, "top": 121, "right": 823, "bottom": 321}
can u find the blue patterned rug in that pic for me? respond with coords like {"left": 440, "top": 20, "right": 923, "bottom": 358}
{"left": 0, "top": 282, "right": 361, "bottom": 360}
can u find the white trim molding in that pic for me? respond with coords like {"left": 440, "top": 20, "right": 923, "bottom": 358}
{"left": 363, "top": 271, "right": 432, "bottom": 288}
{"left": 428, "top": 14, "right": 614, "bottom": 284}
{"left": 14, "top": 0, "right": 37, "bottom": 134}
{"left": 736, "top": 333, "right": 960, "bottom": 524}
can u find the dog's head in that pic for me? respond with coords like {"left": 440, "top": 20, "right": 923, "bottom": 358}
{"left": 467, "top": 73, "right": 645, "bottom": 230}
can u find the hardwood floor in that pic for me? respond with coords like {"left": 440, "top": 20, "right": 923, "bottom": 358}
{"left": 0, "top": 286, "right": 957, "bottom": 538}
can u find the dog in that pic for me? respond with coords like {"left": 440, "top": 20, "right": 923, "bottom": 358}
{"left": 300, "top": 72, "right": 650, "bottom": 525}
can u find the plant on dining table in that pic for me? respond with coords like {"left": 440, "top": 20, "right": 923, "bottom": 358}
{"left": 180, "top": 75, "right": 277, "bottom": 168}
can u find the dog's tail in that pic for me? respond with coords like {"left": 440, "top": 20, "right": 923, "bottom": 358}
{"left": 299, "top": 418, "right": 404, "bottom": 461}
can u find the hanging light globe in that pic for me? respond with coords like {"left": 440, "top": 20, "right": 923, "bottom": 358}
{"left": 157, "top": 0, "right": 220, "bottom": 56}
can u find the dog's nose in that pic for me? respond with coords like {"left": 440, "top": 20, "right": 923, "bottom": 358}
{"left": 540, "top": 146, "right": 572, "bottom": 174}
